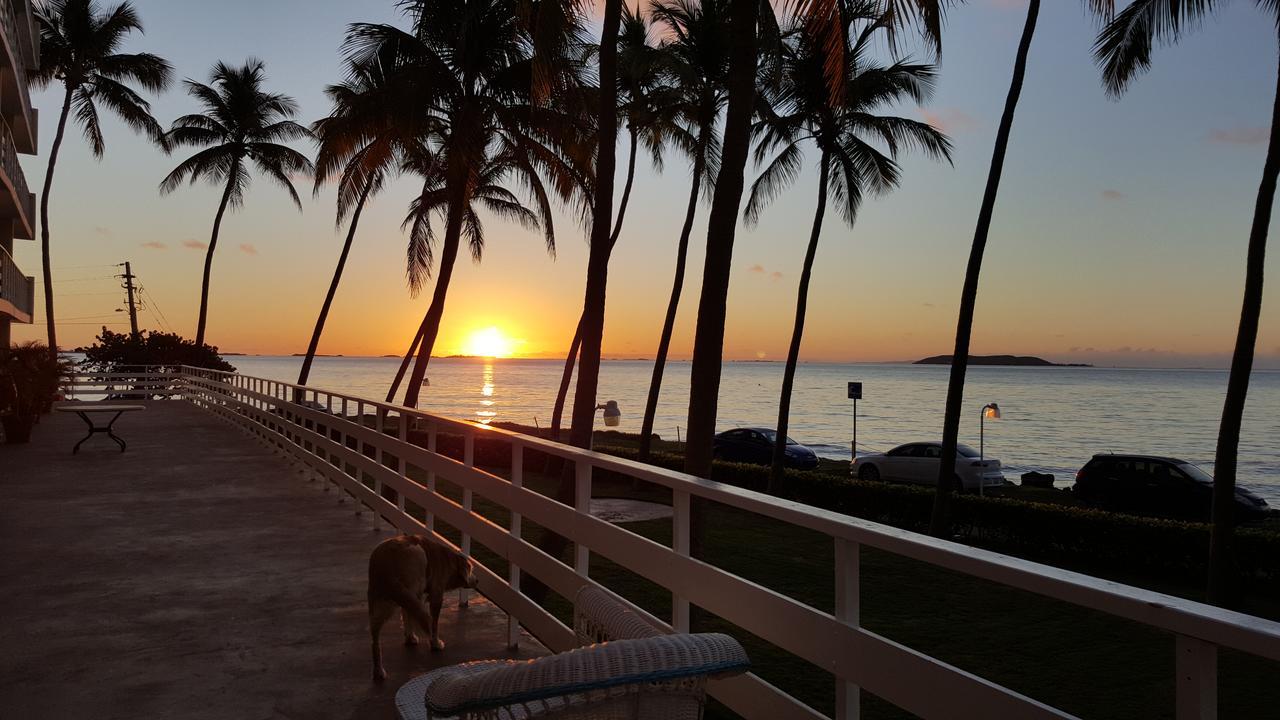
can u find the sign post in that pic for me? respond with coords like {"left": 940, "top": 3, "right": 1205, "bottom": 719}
{"left": 847, "top": 382, "right": 862, "bottom": 461}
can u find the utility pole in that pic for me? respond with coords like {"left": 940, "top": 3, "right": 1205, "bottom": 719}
{"left": 120, "top": 262, "right": 140, "bottom": 338}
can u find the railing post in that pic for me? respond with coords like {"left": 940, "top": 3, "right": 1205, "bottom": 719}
{"left": 508, "top": 441, "right": 523, "bottom": 649}
{"left": 574, "top": 459, "right": 591, "bottom": 577}
{"left": 426, "top": 422, "right": 436, "bottom": 532}
{"left": 672, "top": 489, "right": 691, "bottom": 633}
{"left": 1175, "top": 635, "right": 1217, "bottom": 720}
{"left": 396, "top": 412, "right": 407, "bottom": 514}
{"left": 835, "top": 538, "right": 861, "bottom": 720}
{"left": 460, "top": 432, "right": 475, "bottom": 607}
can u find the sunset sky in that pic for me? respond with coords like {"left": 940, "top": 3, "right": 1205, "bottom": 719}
{"left": 11, "top": 0, "right": 1280, "bottom": 368}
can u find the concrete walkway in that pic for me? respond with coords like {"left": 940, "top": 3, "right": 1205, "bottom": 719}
{"left": 0, "top": 401, "right": 547, "bottom": 720}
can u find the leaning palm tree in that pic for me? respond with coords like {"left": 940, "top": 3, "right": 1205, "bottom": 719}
{"left": 749, "top": 4, "right": 951, "bottom": 490}
{"left": 928, "top": 0, "right": 1114, "bottom": 539}
{"left": 160, "top": 60, "right": 314, "bottom": 347}
{"left": 1096, "top": 0, "right": 1279, "bottom": 605}
{"left": 636, "top": 0, "right": 732, "bottom": 460}
{"left": 298, "top": 44, "right": 421, "bottom": 390}
{"left": 31, "top": 0, "right": 171, "bottom": 355}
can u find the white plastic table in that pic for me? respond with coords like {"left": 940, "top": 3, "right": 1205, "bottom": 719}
{"left": 54, "top": 404, "right": 146, "bottom": 454}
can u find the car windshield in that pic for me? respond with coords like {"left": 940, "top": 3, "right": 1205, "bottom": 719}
{"left": 956, "top": 444, "right": 981, "bottom": 458}
{"left": 1176, "top": 463, "right": 1214, "bottom": 485}
{"left": 758, "top": 430, "right": 798, "bottom": 445}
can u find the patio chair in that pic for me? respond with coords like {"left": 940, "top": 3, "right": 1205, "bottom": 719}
{"left": 395, "top": 586, "right": 749, "bottom": 720}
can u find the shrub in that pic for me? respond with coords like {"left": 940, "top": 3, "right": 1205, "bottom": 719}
{"left": 79, "top": 328, "right": 236, "bottom": 373}
{"left": 1, "top": 342, "right": 73, "bottom": 443}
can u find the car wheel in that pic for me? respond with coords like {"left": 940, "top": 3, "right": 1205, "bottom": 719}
{"left": 858, "top": 464, "right": 880, "bottom": 482}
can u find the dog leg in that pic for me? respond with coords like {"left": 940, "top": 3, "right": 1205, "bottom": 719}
{"left": 429, "top": 594, "right": 445, "bottom": 651}
{"left": 369, "top": 598, "right": 396, "bottom": 683}
{"left": 401, "top": 607, "right": 421, "bottom": 646}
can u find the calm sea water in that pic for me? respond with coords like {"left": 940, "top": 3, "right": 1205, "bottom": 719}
{"left": 228, "top": 356, "right": 1280, "bottom": 503}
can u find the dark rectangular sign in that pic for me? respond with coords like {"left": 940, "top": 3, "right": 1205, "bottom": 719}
{"left": 847, "top": 382, "right": 862, "bottom": 400}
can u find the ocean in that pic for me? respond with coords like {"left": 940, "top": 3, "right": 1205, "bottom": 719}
{"left": 226, "top": 355, "right": 1280, "bottom": 503}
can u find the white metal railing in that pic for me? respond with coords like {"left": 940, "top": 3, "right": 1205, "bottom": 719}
{"left": 70, "top": 366, "right": 1280, "bottom": 720}
{"left": 0, "top": 117, "right": 33, "bottom": 226}
{"left": 0, "top": 240, "right": 32, "bottom": 319}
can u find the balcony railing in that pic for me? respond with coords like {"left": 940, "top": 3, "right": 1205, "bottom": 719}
{"left": 0, "top": 241, "right": 33, "bottom": 321}
{"left": 0, "top": 0, "right": 36, "bottom": 70}
{"left": 0, "top": 117, "right": 33, "bottom": 236}
{"left": 66, "top": 366, "right": 1280, "bottom": 720}
{"left": 0, "top": 0, "right": 37, "bottom": 154}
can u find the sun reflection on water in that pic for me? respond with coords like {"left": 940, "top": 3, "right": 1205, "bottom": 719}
{"left": 476, "top": 361, "right": 497, "bottom": 423}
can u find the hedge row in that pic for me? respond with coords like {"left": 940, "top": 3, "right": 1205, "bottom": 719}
{"left": 391, "top": 424, "right": 1280, "bottom": 591}
{"left": 602, "top": 447, "right": 1280, "bottom": 591}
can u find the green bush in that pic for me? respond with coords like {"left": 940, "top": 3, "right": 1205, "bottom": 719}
{"left": 1, "top": 342, "right": 73, "bottom": 443}
{"left": 79, "top": 328, "right": 236, "bottom": 373}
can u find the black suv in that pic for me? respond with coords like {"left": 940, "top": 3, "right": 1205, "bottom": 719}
{"left": 1074, "top": 454, "right": 1271, "bottom": 522}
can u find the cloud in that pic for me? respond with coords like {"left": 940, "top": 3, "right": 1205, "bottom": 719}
{"left": 918, "top": 107, "right": 978, "bottom": 134}
{"left": 140, "top": 241, "right": 167, "bottom": 250}
{"left": 239, "top": 243, "right": 258, "bottom": 256}
{"left": 1101, "top": 189, "right": 1126, "bottom": 201}
{"left": 988, "top": 0, "right": 1028, "bottom": 8}
{"left": 748, "top": 264, "right": 765, "bottom": 274}
{"left": 1207, "top": 127, "right": 1269, "bottom": 146}
{"left": 93, "top": 225, "right": 112, "bottom": 237}
{"left": 922, "top": 302, "right": 935, "bottom": 308}
{"left": 182, "top": 239, "right": 208, "bottom": 250}
{"left": 769, "top": 271, "right": 782, "bottom": 281}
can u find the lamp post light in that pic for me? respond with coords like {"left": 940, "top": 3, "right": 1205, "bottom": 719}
{"left": 589, "top": 401, "right": 621, "bottom": 450}
{"left": 979, "top": 403, "right": 1001, "bottom": 497}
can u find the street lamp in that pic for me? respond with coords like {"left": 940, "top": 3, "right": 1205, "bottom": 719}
{"left": 979, "top": 403, "right": 1001, "bottom": 497}
{"left": 598, "top": 400, "right": 621, "bottom": 427}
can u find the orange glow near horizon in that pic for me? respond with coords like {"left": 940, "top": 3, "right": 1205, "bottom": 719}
{"left": 461, "top": 327, "right": 516, "bottom": 358}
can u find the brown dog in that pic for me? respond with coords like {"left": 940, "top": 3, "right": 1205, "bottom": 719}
{"left": 368, "top": 534, "right": 478, "bottom": 682}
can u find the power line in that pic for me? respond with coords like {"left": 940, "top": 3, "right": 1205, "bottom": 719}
{"left": 140, "top": 286, "right": 175, "bottom": 334}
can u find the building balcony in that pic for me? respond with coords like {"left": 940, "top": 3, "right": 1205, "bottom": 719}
{"left": 0, "top": 116, "right": 34, "bottom": 239}
{"left": 0, "top": 240, "right": 33, "bottom": 323}
{"left": 0, "top": 0, "right": 38, "bottom": 155}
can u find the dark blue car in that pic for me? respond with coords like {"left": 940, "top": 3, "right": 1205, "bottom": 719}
{"left": 712, "top": 427, "right": 819, "bottom": 470}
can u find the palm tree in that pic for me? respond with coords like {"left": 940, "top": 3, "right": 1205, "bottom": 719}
{"left": 1096, "top": 0, "right": 1280, "bottom": 605}
{"left": 31, "top": 0, "right": 171, "bottom": 355}
{"left": 351, "top": 0, "right": 591, "bottom": 409}
{"left": 298, "top": 44, "right": 420, "bottom": 390}
{"left": 636, "top": 0, "right": 732, "bottom": 460}
{"left": 748, "top": 4, "right": 951, "bottom": 490}
{"left": 549, "top": 2, "right": 681, "bottom": 442}
{"left": 160, "top": 60, "right": 315, "bottom": 347}
{"left": 928, "top": 0, "right": 1113, "bottom": 538}
{"left": 682, "top": 0, "right": 770, "bottom": 481}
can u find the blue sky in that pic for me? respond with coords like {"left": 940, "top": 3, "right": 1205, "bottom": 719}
{"left": 11, "top": 0, "right": 1280, "bottom": 368}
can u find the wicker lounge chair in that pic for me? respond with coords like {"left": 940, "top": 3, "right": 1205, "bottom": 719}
{"left": 395, "top": 586, "right": 749, "bottom": 720}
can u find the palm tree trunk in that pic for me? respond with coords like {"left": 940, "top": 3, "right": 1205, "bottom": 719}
{"left": 297, "top": 182, "right": 373, "bottom": 390}
{"left": 769, "top": 154, "right": 829, "bottom": 491}
{"left": 550, "top": 318, "right": 583, "bottom": 441}
{"left": 195, "top": 171, "right": 238, "bottom": 348}
{"left": 929, "top": 0, "right": 1038, "bottom": 538}
{"left": 386, "top": 323, "right": 426, "bottom": 403}
{"left": 548, "top": 125, "right": 637, "bottom": 440}
{"left": 402, "top": 183, "right": 467, "bottom": 409}
{"left": 39, "top": 87, "right": 75, "bottom": 356}
{"left": 684, "top": 0, "right": 759, "bottom": 482}
{"left": 638, "top": 133, "right": 708, "bottom": 460}
{"left": 565, "top": 0, "right": 622, "bottom": 454}
{"left": 1206, "top": 44, "right": 1280, "bottom": 606}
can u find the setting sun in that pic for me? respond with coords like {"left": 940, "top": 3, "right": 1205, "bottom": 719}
{"left": 461, "top": 327, "right": 515, "bottom": 358}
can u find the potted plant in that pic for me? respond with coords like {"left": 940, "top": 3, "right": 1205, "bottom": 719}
{"left": 1, "top": 343, "right": 71, "bottom": 444}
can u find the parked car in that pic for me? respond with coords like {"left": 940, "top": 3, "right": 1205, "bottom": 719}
{"left": 712, "top": 427, "right": 819, "bottom": 470}
{"left": 851, "top": 442, "right": 1005, "bottom": 492}
{"left": 1073, "top": 454, "right": 1271, "bottom": 522}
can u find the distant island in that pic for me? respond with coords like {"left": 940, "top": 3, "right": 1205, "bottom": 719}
{"left": 914, "top": 354, "right": 1091, "bottom": 367}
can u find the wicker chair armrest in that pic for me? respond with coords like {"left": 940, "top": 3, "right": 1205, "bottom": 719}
{"left": 424, "top": 633, "right": 749, "bottom": 716}
{"left": 573, "top": 585, "right": 663, "bottom": 644}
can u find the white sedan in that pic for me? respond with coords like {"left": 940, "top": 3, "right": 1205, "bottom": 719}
{"left": 852, "top": 442, "right": 1005, "bottom": 492}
